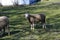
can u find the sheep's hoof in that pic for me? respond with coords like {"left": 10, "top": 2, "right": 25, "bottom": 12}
{"left": 8, "top": 33, "right": 10, "bottom": 36}
{"left": 31, "top": 28, "right": 34, "bottom": 31}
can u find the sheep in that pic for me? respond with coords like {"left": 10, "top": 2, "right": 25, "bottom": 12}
{"left": 0, "top": 16, "right": 10, "bottom": 36}
{"left": 25, "top": 13, "right": 46, "bottom": 30}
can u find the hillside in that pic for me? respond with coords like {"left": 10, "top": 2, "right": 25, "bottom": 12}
{"left": 0, "top": 0, "right": 60, "bottom": 40}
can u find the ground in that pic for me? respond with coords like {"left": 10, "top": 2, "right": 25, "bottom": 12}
{"left": 0, "top": 0, "right": 60, "bottom": 40}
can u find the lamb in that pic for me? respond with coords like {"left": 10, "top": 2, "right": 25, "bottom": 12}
{"left": 0, "top": 16, "right": 10, "bottom": 35}
{"left": 25, "top": 13, "right": 46, "bottom": 30}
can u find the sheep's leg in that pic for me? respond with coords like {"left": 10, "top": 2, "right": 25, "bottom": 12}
{"left": 7, "top": 25, "right": 10, "bottom": 35}
{"left": 31, "top": 24, "right": 33, "bottom": 30}
{"left": 42, "top": 23, "right": 46, "bottom": 29}
{"left": 32, "top": 23, "right": 34, "bottom": 30}
{"left": 3, "top": 27, "right": 5, "bottom": 35}
{"left": 31, "top": 23, "right": 34, "bottom": 30}
{"left": 44, "top": 23, "right": 46, "bottom": 29}
{"left": 0, "top": 29, "right": 3, "bottom": 37}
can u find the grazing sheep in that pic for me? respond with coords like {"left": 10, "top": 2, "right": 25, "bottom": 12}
{"left": 0, "top": 16, "right": 10, "bottom": 35}
{"left": 25, "top": 13, "right": 46, "bottom": 30}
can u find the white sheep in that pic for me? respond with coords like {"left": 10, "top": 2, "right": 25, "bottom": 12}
{"left": 0, "top": 16, "right": 10, "bottom": 35}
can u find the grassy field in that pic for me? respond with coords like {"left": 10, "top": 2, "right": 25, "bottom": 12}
{"left": 0, "top": 0, "right": 60, "bottom": 40}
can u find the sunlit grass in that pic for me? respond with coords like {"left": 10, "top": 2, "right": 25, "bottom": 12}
{"left": 0, "top": 0, "right": 60, "bottom": 40}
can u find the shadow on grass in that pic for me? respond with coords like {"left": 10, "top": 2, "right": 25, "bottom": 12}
{"left": 0, "top": 30, "right": 20, "bottom": 38}
{"left": 46, "top": 14, "right": 60, "bottom": 32}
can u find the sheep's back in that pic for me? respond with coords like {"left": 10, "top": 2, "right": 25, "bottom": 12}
{"left": 0, "top": 16, "right": 9, "bottom": 28}
{"left": 31, "top": 14, "right": 41, "bottom": 20}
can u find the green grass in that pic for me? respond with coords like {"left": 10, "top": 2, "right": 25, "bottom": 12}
{"left": 0, "top": 1, "right": 60, "bottom": 40}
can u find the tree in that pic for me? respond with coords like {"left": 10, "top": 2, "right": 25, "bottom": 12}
{"left": 13, "top": 0, "right": 19, "bottom": 6}
{"left": 0, "top": 3, "right": 2, "bottom": 6}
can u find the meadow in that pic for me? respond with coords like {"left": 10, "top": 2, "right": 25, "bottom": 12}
{"left": 0, "top": 0, "right": 60, "bottom": 40}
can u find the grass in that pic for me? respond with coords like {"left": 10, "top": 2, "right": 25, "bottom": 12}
{"left": 0, "top": 0, "right": 60, "bottom": 40}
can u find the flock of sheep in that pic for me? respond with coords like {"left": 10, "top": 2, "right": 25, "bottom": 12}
{"left": 0, "top": 13, "right": 46, "bottom": 36}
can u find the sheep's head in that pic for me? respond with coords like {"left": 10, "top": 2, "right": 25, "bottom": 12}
{"left": 25, "top": 13, "right": 29, "bottom": 18}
